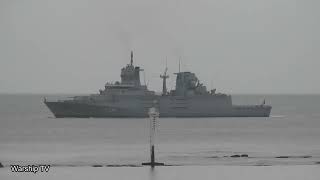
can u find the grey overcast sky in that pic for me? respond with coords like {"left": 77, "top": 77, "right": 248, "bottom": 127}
{"left": 0, "top": 0, "right": 319, "bottom": 94}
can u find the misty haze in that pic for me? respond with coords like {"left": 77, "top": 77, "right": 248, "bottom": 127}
{"left": 1, "top": 0, "right": 319, "bottom": 94}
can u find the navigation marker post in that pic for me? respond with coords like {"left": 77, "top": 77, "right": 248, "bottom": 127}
{"left": 142, "top": 103, "right": 164, "bottom": 167}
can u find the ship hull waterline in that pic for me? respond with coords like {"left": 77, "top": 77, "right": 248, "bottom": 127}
{"left": 44, "top": 101, "right": 271, "bottom": 118}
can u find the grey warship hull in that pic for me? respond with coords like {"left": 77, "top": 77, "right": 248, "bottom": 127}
{"left": 45, "top": 96, "right": 271, "bottom": 118}
{"left": 44, "top": 51, "right": 272, "bottom": 118}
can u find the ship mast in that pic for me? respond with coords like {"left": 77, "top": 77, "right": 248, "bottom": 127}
{"left": 179, "top": 57, "right": 181, "bottom": 73}
{"left": 130, "top": 51, "right": 133, "bottom": 66}
{"left": 160, "top": 61, "right": 169, "bottom": 95}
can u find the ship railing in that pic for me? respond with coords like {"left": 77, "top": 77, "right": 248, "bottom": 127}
{"left": 233, "top": 104, "right": 269, "bottom": 109}
{"left": 105, "top": 83, "right": 135, "bottom": 88}
{"left": 42, "top": 95, "right": 79, "bottom": 102}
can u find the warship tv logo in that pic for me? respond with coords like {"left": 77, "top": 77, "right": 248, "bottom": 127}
{"left": 10, "top": 165, "right": 50, "bottom": 173}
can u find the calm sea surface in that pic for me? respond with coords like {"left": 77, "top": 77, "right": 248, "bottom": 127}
{"left": 0, "top": 94, "right": 319, "bottom": 179}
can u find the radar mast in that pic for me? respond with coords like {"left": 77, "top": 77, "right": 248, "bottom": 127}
{"left": 160, "top": 60, "right": 169, "bottom": 95}
{"left": 130, "top": 51, "right": 133, "bottom": 66}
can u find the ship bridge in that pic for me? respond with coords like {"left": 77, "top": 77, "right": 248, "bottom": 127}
{"left": 120, "top": 51, "right": 142, "bottom": 87}
{"left": 99, "top": 51, "right": 154, "bottom": 96}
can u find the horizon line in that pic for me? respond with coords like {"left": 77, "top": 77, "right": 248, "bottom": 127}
{"left": 0, "top": 92, "right": 320, "bottom": 96}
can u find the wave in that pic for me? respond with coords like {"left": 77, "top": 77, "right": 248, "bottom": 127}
{"left": 271, "top": 115, "right": 286, "bottom": 118}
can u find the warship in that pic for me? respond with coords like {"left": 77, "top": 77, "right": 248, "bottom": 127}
{"left": 44, "top": 51, "right": 271, "bottom": 118}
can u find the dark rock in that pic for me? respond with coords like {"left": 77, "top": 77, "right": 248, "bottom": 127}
{"left": 276, "top": 155, "right": 311, "bottom": 159}
{"left": 255, "top": 164, "right": 272, "bottom": 166}
{"left": 315, "top": 162, "right": 320, "bottom": 164}
{"left": 230, "top": 155, "right": 241, "bottom": 158}
{"left": 241, "top": 154, "right": 249, "bottom": 157}
{"left": 0, "top": 162, "right": 3, "bottom": 168}
{"left": 106, "top": 164, "right": 142, "bottom": 167}
{"left": 127, "top": 165, "right": 141, "bottom": 167}
{"left": 276, "top": 156, "right": 289, "bottom": 158}
{"left": 302, "top": 156, "right": 312, "bottom": 158}
{"left": 92, "top": 165, "right": 103, "bottom": 167}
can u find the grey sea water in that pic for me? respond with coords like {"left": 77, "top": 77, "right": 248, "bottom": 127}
{"left": 0, "top": 94, "right": 319, "bottom": 167}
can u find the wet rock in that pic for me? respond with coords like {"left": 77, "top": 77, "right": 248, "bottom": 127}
{"left": 255, "top": 164, "right": 272, "bottom": 166}
{"left": 0, "top": 162, "right": 3, "bottom": 168}
{"left": 230, "top": 155, "right": 241, "bottom": 158}
{"left": 276, "top": 156, "right": 289, "bottom": 158}
{"left": 241, "top": 154, "right": 249, "bottom": 157}
{"left": 275, "top": 155, "right": 312, "bottom": 159}
{"left": 302, "top": 156, "right": 312, "bottom": 158}
{"left": 106, "top": 164, "right": 141, "bottom": 167}
{"left": 126, "top": 165, "right": 142, "bottom": 167}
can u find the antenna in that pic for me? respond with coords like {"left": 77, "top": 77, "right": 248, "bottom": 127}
{"left": 143, "top": 71, "right": 147, "bottom": 86}
{"left": 130, "top": 51, "right": 133, "bottom": 65}
{"left": 179, "top": 57, "right": 181, "bottom": 73}
{"left": 166, "top": 57, "right": 168, "bottom": 68}
{"left": 160, "top": 58, "right": 169, "bottom": 95}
